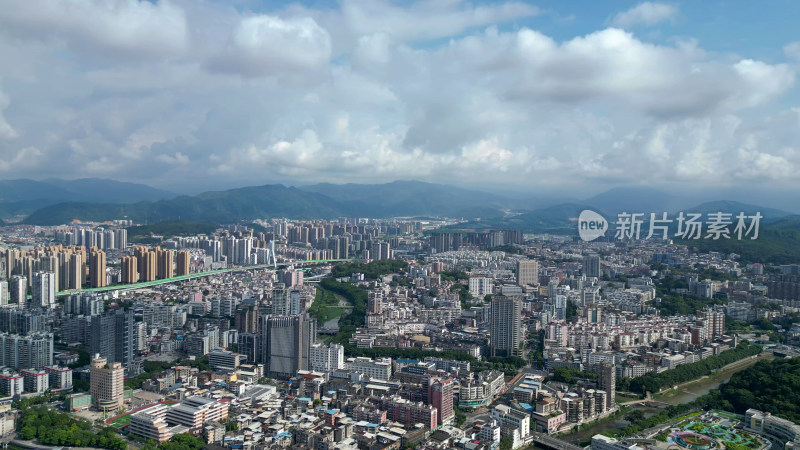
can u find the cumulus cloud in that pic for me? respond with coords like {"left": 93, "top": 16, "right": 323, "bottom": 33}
{"left": 0, "top": 0, "right": 189, "bottom": 58}
{"left": 208, "top": 15, "right": 331, "bottom": 76}
{"left": 0, "top": 0, "right": 797, "bottom": 191}
{"left": 338, "top": 0, "right": 540, "bottom": 43}
{"left": 610, "top": 2, "right": 677, "bottom": 28}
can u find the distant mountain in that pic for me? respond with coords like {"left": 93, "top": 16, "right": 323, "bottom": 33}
{"left": 584, "top": 186, "right": 690, "bottom": 215}
{"left": 682, "top": 200, "right": 793, "bottom": 221}
{"left": 0, "top": 178, "right": 177, "bottom": 219}
{"left": 22, "top": 184, "right": 352, "bottom": 225}
{"left": 299, "top": 180, "right": 514, "bottom": 217}
{"left": 0, "top": 178, "right": 176, "bottom": 203}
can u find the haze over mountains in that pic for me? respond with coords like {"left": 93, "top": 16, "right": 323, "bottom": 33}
{"left": 3, "top": 178, "right": 797, "bottom": 231}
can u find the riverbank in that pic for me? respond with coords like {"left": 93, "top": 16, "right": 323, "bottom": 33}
{"left": 655, "top": 351, "right": 773, "bottom": 406}
{"left": 559, "top": 351, "right": 774, "bottom": 444}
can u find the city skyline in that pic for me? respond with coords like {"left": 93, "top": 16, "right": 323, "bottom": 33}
{"left": 0, "top": 0, "right": 799, "bottom": 194}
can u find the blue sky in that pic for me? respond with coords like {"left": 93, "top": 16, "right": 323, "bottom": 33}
{"left": 0, "top": 0, "right": 798, "bottom": 199}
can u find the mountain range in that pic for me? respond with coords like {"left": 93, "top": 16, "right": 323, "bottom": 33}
{"left": 0, "top": 178, "right": 176, "bottom": 219}
{"left": 5, "top": 179, "right": 797, "bottom": 231}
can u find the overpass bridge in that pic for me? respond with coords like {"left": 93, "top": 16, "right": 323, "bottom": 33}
{"left": 54, "top": 258, "right": 357, "bottom": 297}
{"left": 530, "top": 432, "right": 584, "bottom": 450}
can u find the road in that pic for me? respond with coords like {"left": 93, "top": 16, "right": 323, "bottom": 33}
{"left": 530, "top": 432, "right": 584, "bottom": 450}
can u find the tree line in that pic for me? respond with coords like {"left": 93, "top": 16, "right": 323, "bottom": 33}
{"left": 18, "top": 405, "right": 127, "bottom": 449}
{"left": 629, "top": 342, "right": 762, "bottom": 394}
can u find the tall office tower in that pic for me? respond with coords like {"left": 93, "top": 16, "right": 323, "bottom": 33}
{"left": 114, "top": 229, "right": 127, "bottom": 250}
{"left": 0, "top": 281, "right": 7, "bottom": 306}
{"left": 9, "top": 276, "right": 26, "bottom": 308}
{"left": 235, "top": 305, "right": 260, "bottom": 334}
{"left": 32, "top": 271, "right": 55, "bottom": 309}
{"left": 90, "top": 355, "right": 124, "bottom": 412}
{"left": 176, "top": 250, "right": 190, "bottom": 276}
{"left": 260, "top": 314, "right": 316, "bottom": 378}
{"left": 156, "top": 249, "right": 174, "bottom": 279}
{"left": 490, "top": 295, "right": 522, "bottom": 357}
{"left": 237, "top": 333, "right": 261, "bottom": 364}
{"left": 90, "top": 308, "right": 136, "bottom": 370}
{"left": 428, "top": 378, "right": 455, "bottom": 426}
{"left": 0, "top": 332, "right": 53, "bottom": 369}
{"left": 121, "top": 256, "right": 138, "bottom": 284}
{"left": 516, "top": 259, "right": 539, "bottom": 286}
{"left": 598, "top": 362, "right": 616, "bottom": 410}
{"left": 582, "top": 255, "right": 601, "bottom": 278}
{"left": 89, "top": 249, "right": 107, "bottom": 288}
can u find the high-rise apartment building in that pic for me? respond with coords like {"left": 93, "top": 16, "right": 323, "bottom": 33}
{"left": 0, "top": 332, "right": 53, "bottom": 369}
{"left": 121, "top": 256, "right": 138, "bottom": 284}
{"left": 90, "top": 355, "right": 124, "bottom": 412}
{"left": 309, "top": 343, "right": 344, "bottom": 372}
{"left": 89, "top": 249, "right": 107, "bottom": 288}
{"left": 9, "top": 276, "right": 26, "bottom": 308}
{"left": 598, "top": 362, "right": 616, "bottom": 410}
{"left": 135, "top": 247, "right": 158, "bottom": 282}
{"left": 517, "top": 259, "right": 539, "bottom": 286}
{"left": 156, "top": 248, "right": 174, "bottom": 280}
{"left": 490, "top": 295, "right": 522, "bottom": 357}
{"left": 32, "top": 271, "right": 55, "bottom": 309}
{"left": 176, "top": 250, "right": 190, "bottom": 276}
{"left": 0, "top": 281, "right": 6, "bottom": 306}
{"left": 429, "top": 378, "right": 455, "bottom": 425}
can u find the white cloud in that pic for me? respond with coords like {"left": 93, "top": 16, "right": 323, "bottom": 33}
{"left": 785, "top": 42, "right": 800, "bottom": 62}
{"left": 610, "top": 2, "right": 677, "bottom": 28}
{"left": 0, "top": 88, "right": 18, "bottom": 140}
{"left": 208, "top": 15, "right": 331, "bottom": 76}
{"left": 0, "top": 0, "right": 189, "bottom": 58}
{"left": 0, "top": 0, "right": 797, "bottom": 191}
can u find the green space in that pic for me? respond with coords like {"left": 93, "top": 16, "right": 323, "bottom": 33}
{"left": 676, "top": 218, "right": 800, "bottom": 264}
{"left": 309, "top": 286, "right": 348, "bottom": 325}
{"left": 629, "top": 342, "right": 762, "bottom": 394}
{"left": 716, "top": 357, "right": 800, "bottom": 422}
{"left": 111, "top": 414, "right": 130, "bottom": 428}
{"left": 18, "top": 405, "right": 127, "bottom": 449}
{"left": 663, "top": 413, "right": 765, "bottom": 450}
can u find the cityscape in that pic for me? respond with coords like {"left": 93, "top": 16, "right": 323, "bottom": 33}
{"left": 1, "top": 1, "right": 800, "bottom": 450}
